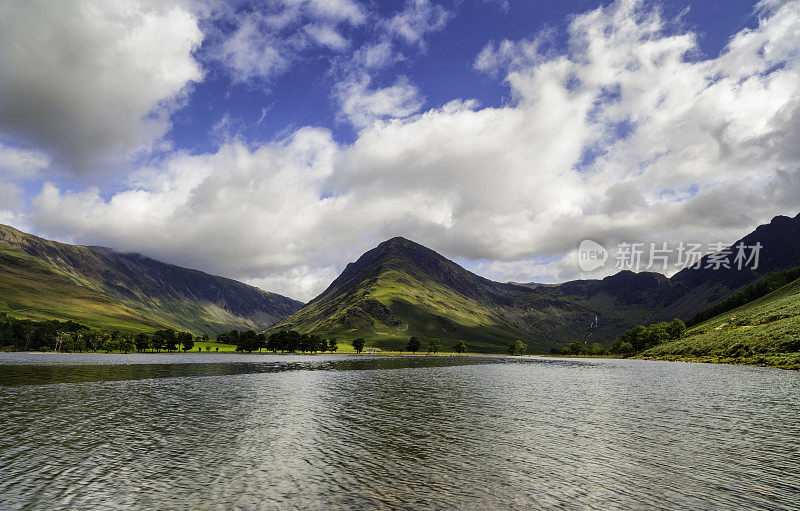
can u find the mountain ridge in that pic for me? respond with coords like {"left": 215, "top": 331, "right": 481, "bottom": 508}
{"left": 273, "top": 213, "right": 800, "bottom": 352}
{"left": 0, "top": 224, "right": 304, "bottom": 335}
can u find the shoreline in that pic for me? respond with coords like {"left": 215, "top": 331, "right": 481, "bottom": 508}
{"left": 3, "top": 350, "right": 797, "bottom": 370}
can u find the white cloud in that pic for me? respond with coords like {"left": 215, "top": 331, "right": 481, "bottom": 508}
{"left": 212, "top": 0, "right": 365, "bottom": 82}
{"left": 218, "top": 15, "right": 292, "bottom": 82}
{"left": 0, "top": 143, "right": 51, "bottom": 180}
{"left": 384, "top": 0, "right": 450, "bottom": 47}
{"left": 333, "top": 74, "right": 424, "bottom": 129}
{"left": 0, "top": 0, "right": 203, "bottom": 175}
{"left": 352, "top": 42, "right": 398, "bottom": 70}
{"left": 304, "top": 23, "right": 350, "bottom": 51}
{"left": 473, "top": 31, "right": 553, "bottom": 76}
{"left": 21, "top": 0, "right": 800, "bottom": 301}
{"left": 0, "top": 181, "right": 24, "bottom": 223}
{"left": 299, "top": 0, "right": 366, "bottom": 25}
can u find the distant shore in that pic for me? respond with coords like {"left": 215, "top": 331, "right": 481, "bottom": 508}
{"left": 4, "top": 349, "right": 798, "bottom": 370}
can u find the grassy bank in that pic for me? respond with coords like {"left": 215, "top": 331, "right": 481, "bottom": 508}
{"left": 638, "top": 276, "right": 800, "bottom": 370}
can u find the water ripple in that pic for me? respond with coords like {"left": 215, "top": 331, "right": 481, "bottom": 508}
{"left": 0, "top": 356, "right": 798, "bottom": 509}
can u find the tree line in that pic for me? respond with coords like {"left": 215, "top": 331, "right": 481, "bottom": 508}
{"left": 218, "top": 329, "right": 339, "bottom": 353}
{"left": 558, "top": 318, "right": 686, "bottom": 356}
{"left": 0, "top": 314, "right": 204, "bottom": 353}
{"left": 1, "top": 312, "right": 525, "bottom": 356}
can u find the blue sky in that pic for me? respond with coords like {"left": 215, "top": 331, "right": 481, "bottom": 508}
{"left": 168, "top": 0, "right": 760, "bottom": 154}
{"left": 0, "top": 0, "right": 798, "bottom": 300}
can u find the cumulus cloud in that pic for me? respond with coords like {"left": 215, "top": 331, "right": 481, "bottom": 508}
{"left": 0, "top": 0, "right": 203, "bottom": 176}
{"left": 0, "top": 181, "right": 24, "bottom": 226}
{"left": 218, "top": 14, "right": 292, "bottom": 82}
{"left": 383, "top": 0, "right": 450, "bottom": 47}
{"left": 0, "top": 143, "right": 51, "bottom": 180}
{"left": 333, "top": 74, "right": 424, "bottom": 128}
{"left": 29, "top": 128, "right": 351, "bottom": 297}
{"left": 210, "top": 0, "right": 364, "bottom": 82}
{"left": 20, "top": 0, "right": 800, "bottom": 301}
{"left": 352, "top": 42, "right": 399, "bottom": 70}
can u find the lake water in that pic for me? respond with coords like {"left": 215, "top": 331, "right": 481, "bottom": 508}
{"left": 0, "top": 354, "right": 798, "bottom": 510}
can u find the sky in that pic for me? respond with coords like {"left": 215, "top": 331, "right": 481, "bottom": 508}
{"left": 0, "top": 0, "right": 799, "bottom": 301}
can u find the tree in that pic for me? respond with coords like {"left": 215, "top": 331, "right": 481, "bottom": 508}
{"left": 236, "top": 330, "right": 260, "bottom": 353}
{"left": 151, "top": 329, "right": 177, "bottom": 352}
{"left": 101, "top": 337, "right": 117, "bottom": 353}
{"left": 352, "top": 337, "right": 365, "bottom": 353}
{"left": 588, "top": 342, "right": 609, "bottom": 356}
{"left": 119, "top": 336, "right": 135, "bottom": 354}
{"left": 306, "top": 334, "right": 323, "bottom": 353}
{"left": 666, "top": 318, "right": 686, "bottom": 340}
{"left": 267, "top": 332, "right": 278, "bottom": 352}
{"left": 85, "top": 331, "right": 104, "bottom": 352}
{"left": 298, "top": 333, "right": 314, "bottom": 353}
{"left": 453, "top": 340, "right": 467, "bottom": 354}
{"left": 313, "top": 335, "right": 328, "bottom": 353}
{"left": 134, "top": 333, "right": 150, "bottom": 353}
{"left": 613, "top": 341, "right": 634, "bottom": 354}
{"left": 327, "top": 337, "right": 338, "bottom": 353}
{"left": 273, "top": 330, "right": 302, "bottom": 352}
{"left": 62, "top": 333, "right": 87, "bottom": 353}
{"left": 160, "top": 329, "right": 178, "bottom": 353}
{"left": 406, "top": 336, "right": 421, "bottom": 353}
{"left": 427, "top": 338, "right": 440, "bottom": 355}
{"left": 507, "top": 340, "right": 527, "bottom": 356}
{"left": 177, "top": 331, "right": 194, "bottom": 352}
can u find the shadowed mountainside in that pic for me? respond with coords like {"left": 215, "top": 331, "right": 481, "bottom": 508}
{"left": 0, "top": 225, "right": 303, "bottom": 335}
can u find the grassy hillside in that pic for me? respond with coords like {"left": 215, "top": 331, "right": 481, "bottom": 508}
{"left": 269, "top": 245, "right": 521, "bottom": 352}
{"left": 0, "top": 246, "right": 164, "bottom": 332}
{"left": 640, "top": 276, "right": 800, "bottom": 369}
{"left": 0, "top": 225, "right": 304, "bottom": 335}
{"left": 270, "top": 238, "right": 671, "bottom": 353}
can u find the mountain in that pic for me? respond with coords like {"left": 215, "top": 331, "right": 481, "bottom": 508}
{"left": 271, "top": 213, "right": 800, "bottom": 353}
{"left": 268, "top": 237, "right": 671, "bottom": 351}
{"left": 0, "top": 225, "right": 303, "bottom": 335}
{"left": 5, "top": 212, "right": 798, "bottom": 350}
{"left": 662, "top": 212, "right": 800, "bottom": 318}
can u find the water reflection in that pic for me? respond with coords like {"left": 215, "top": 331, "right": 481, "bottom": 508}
{"left": 0, "top": 356, "right": 798, "bottom": 509}
{"left": 0, "top": 353, "right": 506, "bottom": 387}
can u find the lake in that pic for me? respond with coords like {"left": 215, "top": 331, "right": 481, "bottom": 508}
{"left": 0, "top": 353, "right": 798, "bottom": 510}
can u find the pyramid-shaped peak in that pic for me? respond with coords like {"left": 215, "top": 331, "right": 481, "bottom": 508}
{"left": 378, "top": 236, "right": 422, "bottom": 248}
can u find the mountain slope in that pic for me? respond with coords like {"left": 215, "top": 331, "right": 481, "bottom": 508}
{"left": 271, "top": 213, "right": 800, "bottom": 353}
{"left": 0, "top": 225, "right": 304, "bottom": 335}
{"left": 269, "top": 237, "right": 670, "bottom": 351}
{"left": 661, "top": 212, "right": 800, "bottom": 318}
{"left": 640, "top": 275, "right": 800, "bottom": 369}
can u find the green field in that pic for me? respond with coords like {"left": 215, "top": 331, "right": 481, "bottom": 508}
{"left": 640, "top": 276, "right": 800, "bottom": 369}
